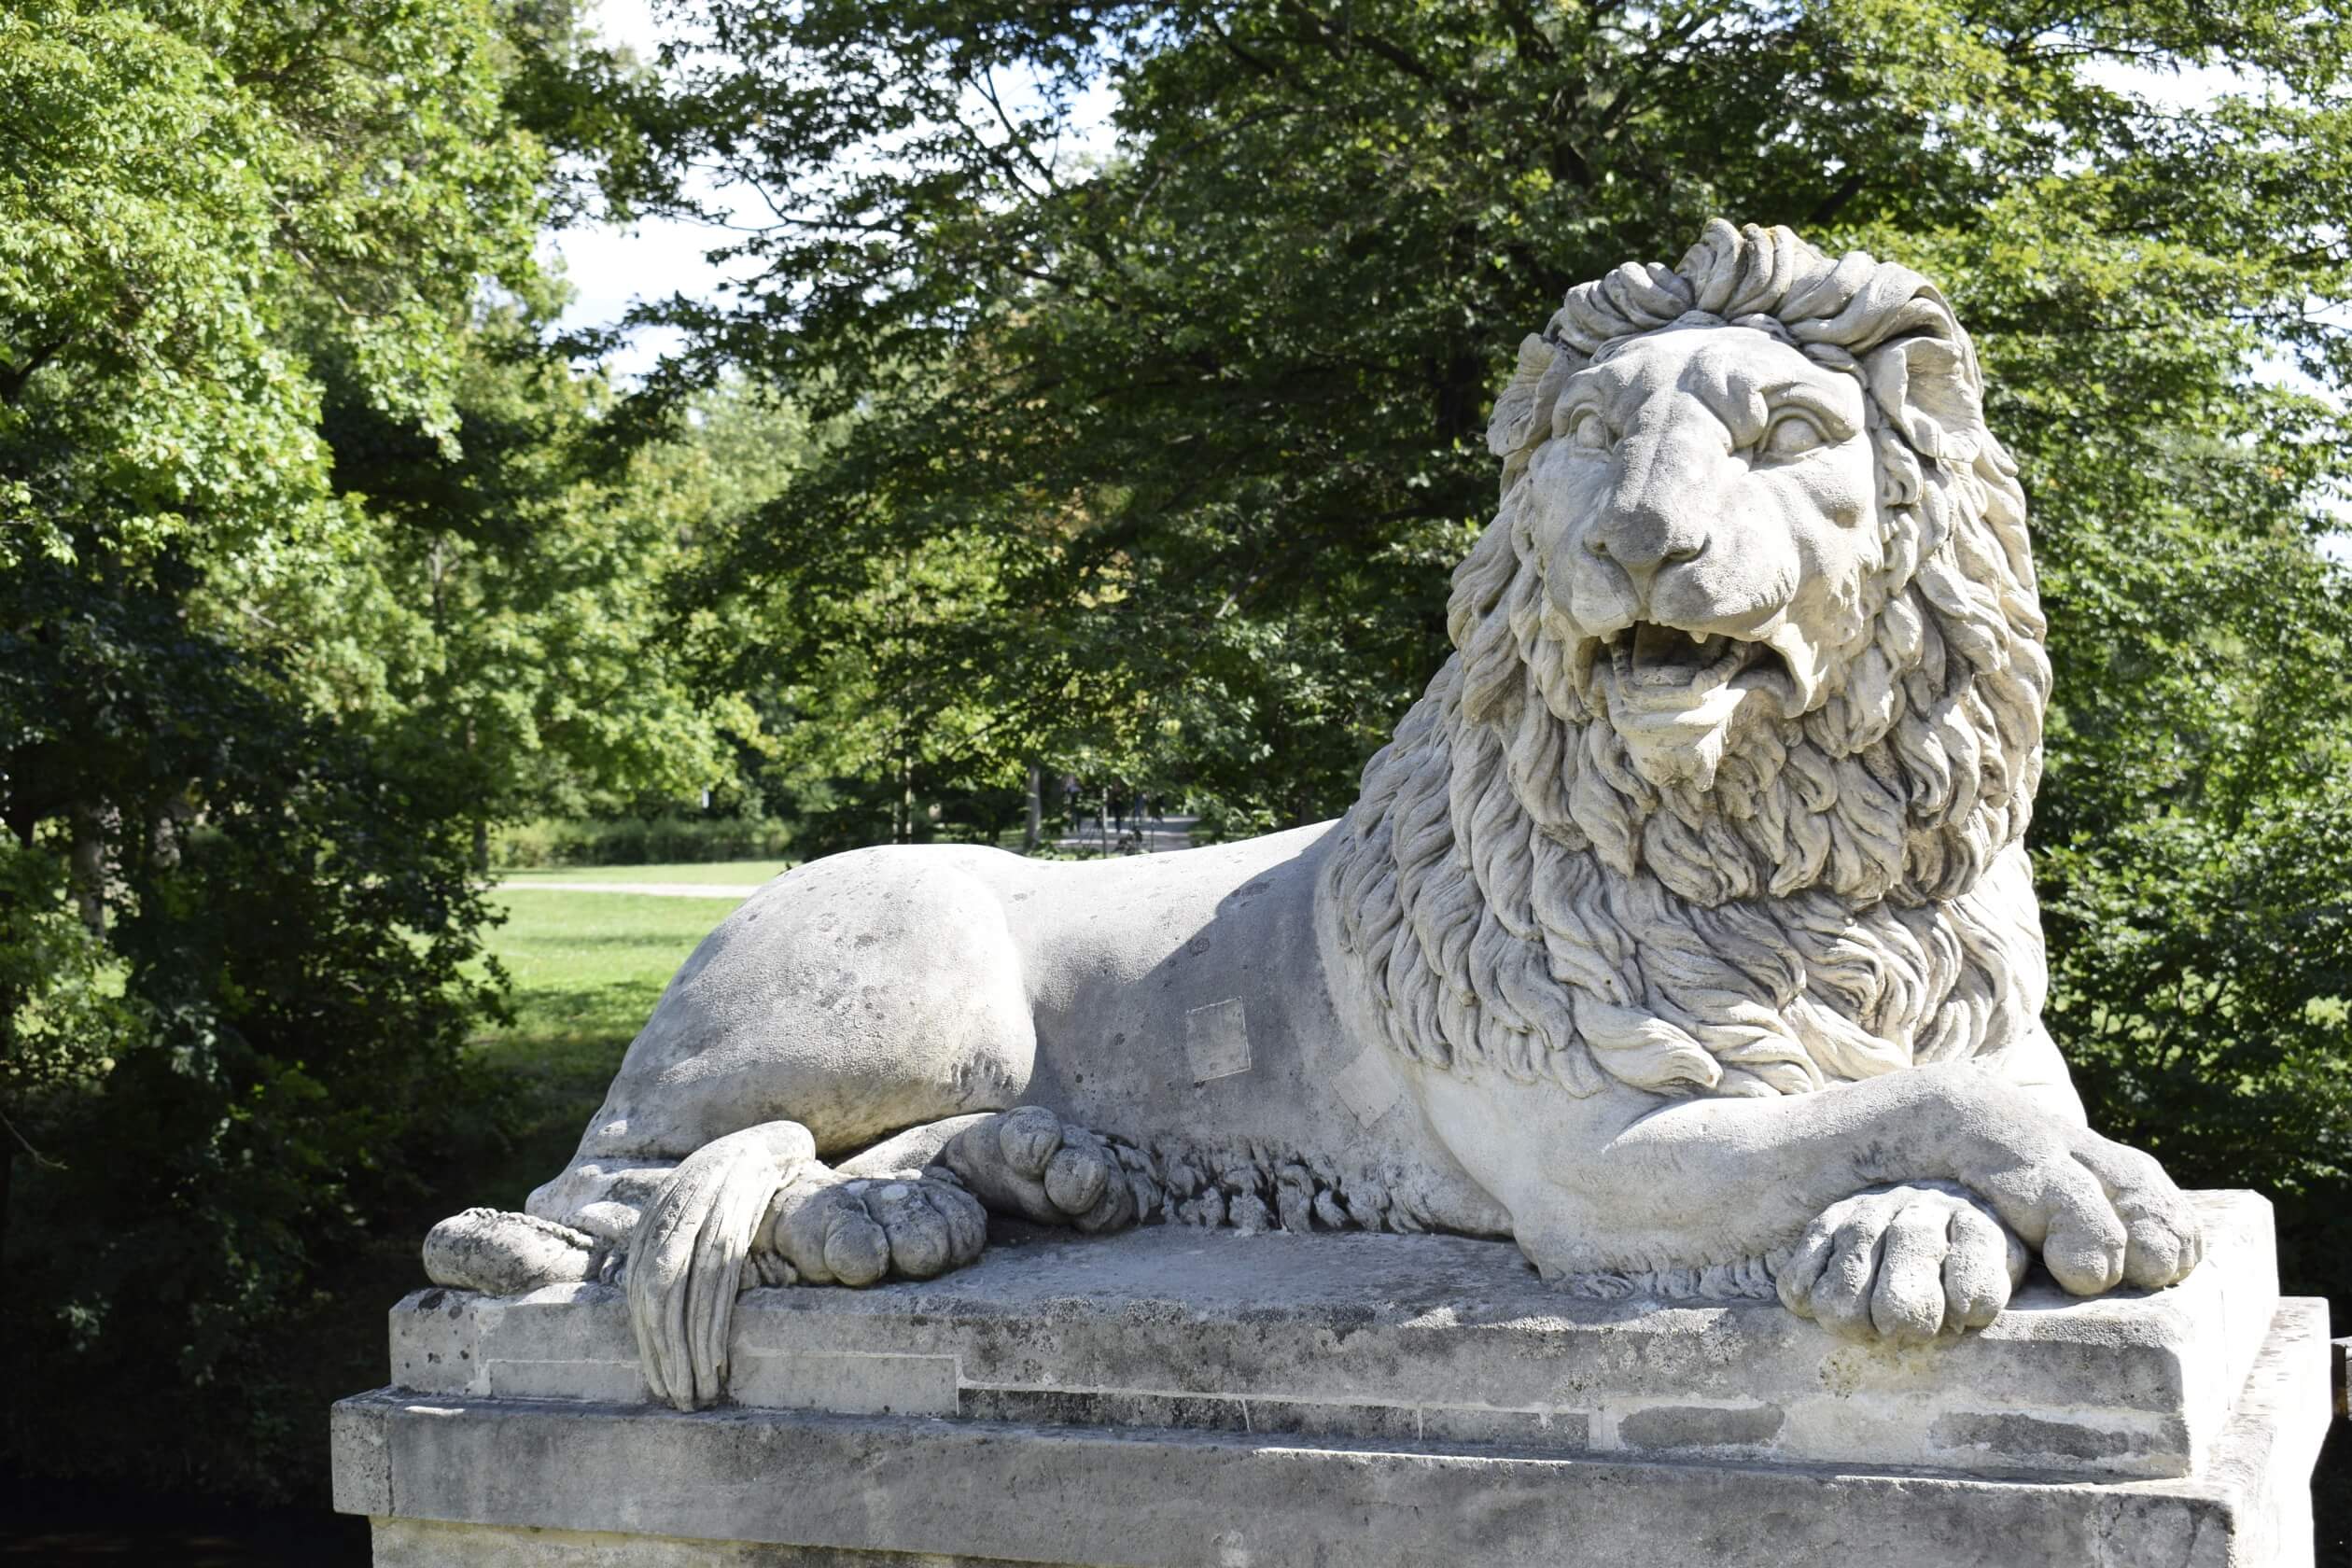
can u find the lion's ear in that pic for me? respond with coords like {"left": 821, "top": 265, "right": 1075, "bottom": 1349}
{"left": 1490, "top": 334, "right": 1574, "bottom": 495}
{"left": 1864, "top": 332, "right": 1985, "bottom": 466}
{"left": 1489, "top": 334, "right": 1560, "bottom": 459}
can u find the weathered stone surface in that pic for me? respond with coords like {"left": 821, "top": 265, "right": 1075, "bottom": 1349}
{"left": 418, "top": 221, "right": 2214, "bottom": 1424}
{"left": 382, "top": 1190, "right": 2274, "bottom": 1483}
{"left": 370, "top": 1519, "right": 1077, "bottom": 1567}
{"left": 337, "top": 1291, "right": 2327, "bottom": 1567}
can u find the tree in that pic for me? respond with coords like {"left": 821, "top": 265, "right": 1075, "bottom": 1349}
{"left": 670, "top": 384, "right": 1123, "bottom": 849}
{"left": 616, "top": 0, "right": 2352, "bottom": 1281}
{"left": 265, "top": 311, "right": 761, "bottom": 872}
{"left": 0, "top": 0, "right": 601, "bottom": 1493}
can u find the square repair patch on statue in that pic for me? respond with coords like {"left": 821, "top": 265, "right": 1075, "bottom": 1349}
{"left": 1183, "top": 998, "right": 1251, "bottom": 1084}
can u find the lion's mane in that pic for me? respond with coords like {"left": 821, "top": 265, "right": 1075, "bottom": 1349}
{"left": 1323, "top": 220, "right": 2053, "bottom": 1100}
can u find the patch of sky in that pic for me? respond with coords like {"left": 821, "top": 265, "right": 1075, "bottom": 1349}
{"left": 547, "top": 0, "right": 1117, "bottom": 383}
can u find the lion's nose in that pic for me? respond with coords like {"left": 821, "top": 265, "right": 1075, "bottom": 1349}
{"left": 1588, "top": 514, "right": 1709, "bottom": 596}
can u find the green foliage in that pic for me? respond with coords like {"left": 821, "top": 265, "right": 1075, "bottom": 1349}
{"left": 0, "top": 0, "right": 665, "bottom": 1498}
{"left": 490, "top": 816, "right": 796, "bottom": 868}
{"left": 258, "top": 312, "right": 757, "bottom": 858}
{"left": 623, "top": 0, "right": 2352, "bottom": 1285}
{"left": 0, "top": 549, "right": 513, "bottom": 1492}
{"left": 2032, "top": 518, "right": 2352, "bottom": 1232}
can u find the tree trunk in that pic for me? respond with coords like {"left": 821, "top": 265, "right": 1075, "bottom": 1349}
{"left": 0, "top": 1004, "right": 15, "bottom": 1273}
{"left": 0, "top": 1129, "right": 13, "bottom": 1278}
{"left": 1023, "top": 762, "right": 1043, "bottom": 854}
{"left": 0, "top": 1108, "right": 13, "bottom": 1275}
{"left": 897, "top": 736, "right": 914, "bottom": 846}
{"left": 465, "top": 716, "right": 489, "bottom": 876}
{"left": 67, "top": 801, "right": 105, "bottom": 935}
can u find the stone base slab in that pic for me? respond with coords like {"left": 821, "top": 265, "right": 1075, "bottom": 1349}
{"left": 338, "top": 1295, "right": 2326, "bottom": 1567}
{"left": 380, "top": 1191, "right": 2276, "bottom": 1481}
{"left": 337, "top": 1189, "right": 2331, "bottom": 1566}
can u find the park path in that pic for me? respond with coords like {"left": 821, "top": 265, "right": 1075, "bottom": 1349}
{"left": 1051, "top": 813, "right": 1198, "bottom": 855}
{"left": 496, "top": 879, "right": 763, "bottom": 899}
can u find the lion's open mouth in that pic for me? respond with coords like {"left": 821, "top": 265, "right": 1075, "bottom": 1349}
{"left": 1619, "top": 623, "right": 1752, "bottom": 691}
{"left": 1575, "top": 621, "right": 1793, "bottom": 712}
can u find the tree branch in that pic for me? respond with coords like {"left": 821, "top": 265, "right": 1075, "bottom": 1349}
{"left": 0, "top": 337, "right": 68, "bottom": 406}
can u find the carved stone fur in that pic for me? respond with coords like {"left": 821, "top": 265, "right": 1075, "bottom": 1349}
{"left": 1324, "top": 221, "right": 2053, "bottom": 1102}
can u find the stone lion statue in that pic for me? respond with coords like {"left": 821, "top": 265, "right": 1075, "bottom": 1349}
{"left": 427, "top": 219, "right": 2202, "bottom": 1412}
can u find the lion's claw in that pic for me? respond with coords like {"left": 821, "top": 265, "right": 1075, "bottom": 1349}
{"left": 1779, "top": 1183, "right": 2025, "bottom": 1345}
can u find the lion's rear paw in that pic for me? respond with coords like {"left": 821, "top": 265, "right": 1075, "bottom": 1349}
{"left": 1776, "top": 1183, "right": 2025, "bottom": 1345}
{"left": 767, "top": 1169, "right": 987, "bottom": 1286}
{"left": 423, "top": 1207, "right": 599, "bottom": 1295}
{"left": 939, "top": 1106, "right": 1139, "bottom": 1233}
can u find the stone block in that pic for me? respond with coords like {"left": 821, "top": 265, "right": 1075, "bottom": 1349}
{"left": 337, "top": 1291, "right": 2327, "bottom": 1567}
{"left": 381, "top": 1189, "right": 2279, "bottom": 1483}
{"left": 728, "top": 1351, "right": 959, "bottom": 1416}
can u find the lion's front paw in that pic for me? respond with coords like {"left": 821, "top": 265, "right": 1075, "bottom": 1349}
{"left": 1777, "top": 1183, "right": 2025, "bottom": 1345}
{"left": 2062, "top": 1132, "right": 2205, "bottom": 1293}
{"left": 1960, "top": 1124, "right": 2206, "bottom": 1298}
{"left": 938, "top": 1106, "right": 1141, "bottom": 1233}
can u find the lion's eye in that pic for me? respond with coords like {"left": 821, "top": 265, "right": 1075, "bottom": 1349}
{"left": 1761, "top": 413, "right": 1826, "bottom": 459}
{"left": 1564, "top": 408, "right": 1612, "bottom": 453}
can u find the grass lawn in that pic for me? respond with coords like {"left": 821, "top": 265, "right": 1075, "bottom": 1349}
{"left": 496, "top": 859, "right": 795, "bottom": 886}
{"left": 462, "top": 884, "right": 749, "bottom": 1209}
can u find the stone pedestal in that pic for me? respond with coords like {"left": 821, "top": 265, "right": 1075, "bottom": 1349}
{"left": 333, "top": 1190, "right": 2329, "bottom": 1566}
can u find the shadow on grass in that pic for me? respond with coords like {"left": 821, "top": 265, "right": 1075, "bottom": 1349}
{"left": 497, "top": 928, "right": 725, "bottom": 949}
{"left": 473, "top": 980, "right": 660, "bottom": 1076}
{"left": 449, "top": 981, "right": 659, "bottom": 1211}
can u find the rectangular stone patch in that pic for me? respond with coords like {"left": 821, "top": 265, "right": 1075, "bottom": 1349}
{"left": 1931, "top": 1409, "right": 2153, "bottom": 1464}
{"left": 962, "top": 1387, "right": 1252, "bottom": 1435}
{"left": 1420, "top": 1406, "right": 1590, "bottom": 1451}
{"left": 483, "top": 1357, "right": 648, "bottom": 1405}
{"left": 1616, "top": 1402, "right": 1785, "bottom": 1451}
{"left": 1331, "top": 1044, "right": 1405, "bottom": 1126}
{"left": 1183, "top": 999, "right": 1251, "bottom": 1083}
{"left": 730, "top": 1350, "right": 959, "bottom": 1416}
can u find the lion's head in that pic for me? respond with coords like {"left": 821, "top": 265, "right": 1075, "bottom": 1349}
{"left": 1324, "top": 220, "right": 2052, "bottom": 1100}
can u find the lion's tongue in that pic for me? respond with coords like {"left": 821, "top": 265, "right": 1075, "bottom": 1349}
{"left": 1630, "top": 623, "right": 1725, "bottom": 688}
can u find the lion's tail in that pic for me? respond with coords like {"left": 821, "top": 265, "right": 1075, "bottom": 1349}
{"left": 625, "top": 1120, "right": 815, "bottom": 1410}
